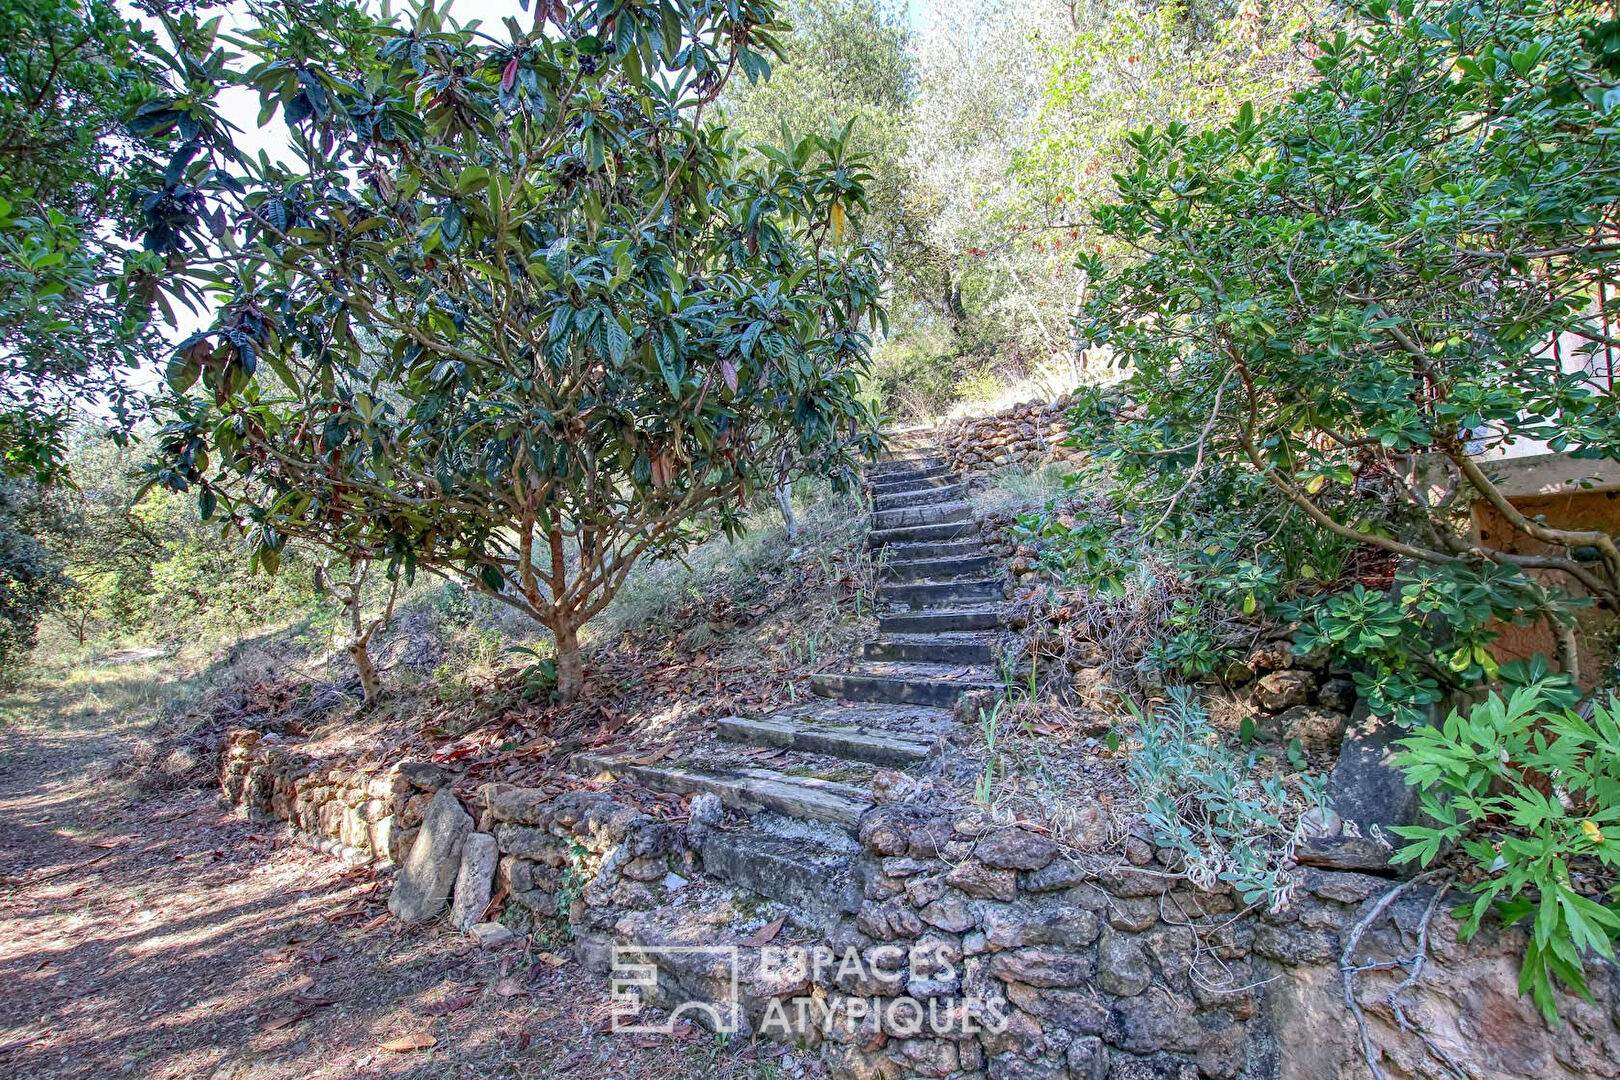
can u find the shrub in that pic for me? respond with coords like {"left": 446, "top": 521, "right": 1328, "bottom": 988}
{"left": 1128, "top": 687, "right": 1329, "bottom": 911}
{"left": 1069, "top": 0, "right": 1620, "bottom": 723}
{"left": 1393, "top": 686, "right": 1620, "bottom": 1022}
{"left": 0, "top": 483, "right": 67, "bottom": 676}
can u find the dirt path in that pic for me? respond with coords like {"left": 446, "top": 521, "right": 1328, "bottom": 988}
{"left": 0, "top": 701, "right": 797, "bottom": 1080}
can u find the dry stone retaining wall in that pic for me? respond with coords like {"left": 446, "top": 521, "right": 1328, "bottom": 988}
{"left": 939, "top": 398, "right": 1084, "bottom": 482}
{"left": 221, "top": 730, "right": 1619, "bottom": 1080}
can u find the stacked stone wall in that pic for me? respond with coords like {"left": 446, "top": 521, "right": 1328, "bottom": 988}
{"left": 221, "top": 745, "right": 1620, "bottom": 1080}
{"left": 939, "top": 398, "right": 1084, "bottom": 481}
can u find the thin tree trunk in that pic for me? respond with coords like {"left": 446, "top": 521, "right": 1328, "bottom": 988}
{"left": 776, "top": 448, "right": 797, "bottom": 543}
{"left": 349, "top": 639, "right": 383, "bottom": 702}
{"left": 335, "top": 564, "right": 396, "bottom": 704}
{"left": 554, "top": 621, "right": 584, "bottom": 702}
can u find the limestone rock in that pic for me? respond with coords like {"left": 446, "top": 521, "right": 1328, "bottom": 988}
{"left": 688, "top": 791, "right": 724, "bottom": 826}
{"left": 1255, "top": 669, "right": 1314, "bottom": 713}
{"left": 1005, "top": 983, "right": 1107, "bottom": 1035}
{"left": 987, "top": 1053, "right": 1063, "bottom": 1080}
{"left": 1274, "top": 706, "right": 1349, "bottom": 754}
{"left": 858, "top": 898, "right": 924, "bottom": 941}
{"left": 1317, "top": 677, "right": 1358, "bottom": 714}
{"left": 449, "top": 831, "right": 498, "bottom": 930}
{"left": 983, "top": 901, "right": 1100, "bottom": 949}
{"left": 1122, "top": 837, "right": 1154, "bottom": 867}
{"left": 1096, "top": 933, "right": 1153, "bottom": 997}
{"left": 920, "top": 895, "right": 976, "bottom": 933}
{"left": 1068, "top": 801, "right": 1111, "bottom": 850}
{"left": 977, "top": 828, "right": 1060, "bottom": 871}
{"left": 1294, "top": 835, "right": 1394, "bottom": 874}
{"left": 1067, "top": 1036, "right": 1108, "bottom": 1080}
{"left": 469, "top": 921, "right": 520, "bottom": 949}
{"left": 989, "top": 947, "right": 1095, "bottom": 988}
{"left": 389, "top": 786, "right": 473, "bottom": 924}
{"left": 945, "top": 860, "right": 1017, "bottom": 901}
{"left": 398, "top": 760, "right": 451, "bottom": 791}
{"left": 1106, "top": 993, "right": 1200, "bottom": 1054}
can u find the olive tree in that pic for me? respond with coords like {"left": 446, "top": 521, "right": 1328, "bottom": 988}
{"left": 138, "top": 0, "right": 884, "bottom": 700}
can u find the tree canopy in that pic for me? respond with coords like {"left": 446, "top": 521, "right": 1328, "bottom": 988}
{"left": 139, "top": 0, "right": 885, "bottom": 698}
{"left": 0, "top": 0, "right": 170, "bottom": 483}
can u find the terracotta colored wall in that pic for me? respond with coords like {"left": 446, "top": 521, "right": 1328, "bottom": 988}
{"left": 1472, "top": 487, "right": 1620, "bottom": 687}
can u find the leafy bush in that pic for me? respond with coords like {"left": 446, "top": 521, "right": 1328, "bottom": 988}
{"left": 1067, "top": 0, "right": 1620, "bottom": 716}
{"left": 1128, "top": 687, "right": 1328, "bottom": 911}
{"left": 0, "top": 483, "right": 67, "bottom": 677}
{"left": 1393, "top": 686, "right": 1620, "bottom": 1022}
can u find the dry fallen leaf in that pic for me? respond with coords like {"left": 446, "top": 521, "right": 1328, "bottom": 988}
{"left": 262, "top": 1009, "right": 313, "bottom": 1032}
{"left": 424, "top": 989, "right": 478, "bottom": 1016}
{"left": 492, "top": 975, "right": 528, "bottom": 997}
{"left": 379, "top": 1032, "right": 437, "bottom": 1053}
{"left": 740, "top": 916, "right": 785, "bottom": 946}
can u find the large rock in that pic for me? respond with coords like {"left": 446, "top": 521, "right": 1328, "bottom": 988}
{"left": 389, "top": 786, "right": 473, "bottom": 924}
{"left": 450, "top": 831, "right": 498, "bottom": 930}
{"left": 1327, "top": 707, "right": 1425, "bottom": 836}
{"left": 989, "top": 947, "right": 1095, "bottom": 988}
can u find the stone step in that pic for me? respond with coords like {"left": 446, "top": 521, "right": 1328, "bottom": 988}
{"left": 771, "top": 698, "right": 958, "bottom": 741}
{"left": 696, "top": 827, "right": 862, "bottom": 927}
{"left": 869, "top": 501, "right": 971, "bottom": 531}
{"left": 717, "top": 714, "right": 938, "bottom": 766}
{"left": 811, "top": 662, "right": 999, "bottom": 708}
{"left": 873, "top": 483, "right": 967, "bottom": 511}
{"left": 880, "top": 577, "right": 1004, "bottom": 608}
{"left": 878, "top": 607, "right": 1002, "bottom": 634}
{"left": 573, "top": 755, "right": 873, "bottom": 828}
{"left": 880, "top": 538, "right": 986, "bottom": 562}
{"left": 869, "top": 461, "right": 949, "bottom": 483}
{"left": 881, "top": 552, "right": 998, "bottom": 582}
{"left": 869, "top": 472, "right": 956, "bottom": 496}
{"left": 878, "top": 445, "right": 939, "bottom": 461}
{"left": 869, "top": 520, "right": 977, "bottom": 547}
{"left": 864, "top": 632, "right": 1000, "bottom": 666}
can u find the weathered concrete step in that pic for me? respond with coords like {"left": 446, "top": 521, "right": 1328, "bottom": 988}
{"left": 882, "top": 552, "right": 998, "bottom": 582}
{"left": 881, "top": 577, "right": 1003, "bottom": 608}
{"left": 880, "top": 538, "right": 985, "bottom": 562}
{"left": 864, "top": 632, "right": 999, "bottom": 665}
{"left": 811, "top": 663, "right": 999, "bottom": 707}
{"left": 879, "top": 607, "right": 1002, "bottom": 634}
{"left": 874, "top": 483, "right": 967, "bottom": 511}
{"left": 870, "top": 520, "right": 976, "bottom": 547}
{"left": 697, "top": 828, "right": 861, "bottom": 927}
{"left": 870, "top": 472, "right": 956, "bottom": 496}
{"left": 718, "top": 714, "right": 937, "bottom": 766}
{"left": 573, "top": 755, "right": 872, "bottom": 827}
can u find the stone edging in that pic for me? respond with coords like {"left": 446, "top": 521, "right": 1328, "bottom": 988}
{"left": 220, "top": 729, "right": 1619, "bottom": 1080}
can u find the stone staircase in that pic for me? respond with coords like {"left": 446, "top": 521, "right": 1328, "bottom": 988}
{"left": 574, "top": 434, "right": 1005, "bottom": 929}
